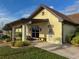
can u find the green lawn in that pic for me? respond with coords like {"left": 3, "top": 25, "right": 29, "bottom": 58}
{"left": 0, "top": 46, "right": 68, "bottom": 59}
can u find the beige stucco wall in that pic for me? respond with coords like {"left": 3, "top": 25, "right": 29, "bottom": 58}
{"left": 63, "top": 24, "right": 76, "bottom": 43}
{"left": 31, "top": 9, "right": 63, "bottom": 44}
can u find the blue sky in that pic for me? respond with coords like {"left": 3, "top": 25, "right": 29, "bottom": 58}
{"left": 0, "top": 0, "right": 79, "bottom": 28}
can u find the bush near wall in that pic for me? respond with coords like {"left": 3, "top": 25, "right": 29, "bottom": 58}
{"left": 14, "top": 40, "right": 23, "bottom": 47}
{"left": 11, "top": 40, "right": 30, "bottom": 47}
{"left": 71, "top": 36, "right": 79, "bottom": 46}
{"left": 23, "top": 40, "right": 30, "bottom": 46}
{"left": 71, "top": 27, "right": 79, "bottom": 46}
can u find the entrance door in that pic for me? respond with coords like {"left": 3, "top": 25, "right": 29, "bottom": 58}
{"left": 32, "top": 26, "right": 39, "bottom": 38}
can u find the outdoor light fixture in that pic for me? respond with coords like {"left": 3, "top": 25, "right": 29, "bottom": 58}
{"left": 48, "top": 25, "right": 54, "bottom": 28}
{"left": 42, "top": 11, "right": 45, "bottom": 16}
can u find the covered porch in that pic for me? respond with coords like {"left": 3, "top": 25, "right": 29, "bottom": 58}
{"left": 3, "top": 18, "right": 49, "bottom": 41}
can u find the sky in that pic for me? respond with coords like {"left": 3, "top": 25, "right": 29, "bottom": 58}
{"left": 0, "top": 0, "right": 79, "bottom": 29}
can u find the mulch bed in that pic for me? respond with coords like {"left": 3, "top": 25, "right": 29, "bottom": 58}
{"left": 0, "top": 40, "right": 4, "bottom": 44}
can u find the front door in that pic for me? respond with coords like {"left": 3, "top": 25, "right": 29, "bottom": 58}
{"left": 32, "top": 26, "right": 39, "bottom": 38}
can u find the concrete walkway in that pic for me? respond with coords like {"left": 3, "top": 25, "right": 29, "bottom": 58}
{"left": 33, "top": 41, "right": 79, "bottom": 59}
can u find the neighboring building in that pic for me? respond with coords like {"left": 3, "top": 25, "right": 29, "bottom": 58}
{"left": 0, "top": 30, "right": 3, "bottom": 38}
{"left": 3, "top": 5, "right": 79, "bottom": 44}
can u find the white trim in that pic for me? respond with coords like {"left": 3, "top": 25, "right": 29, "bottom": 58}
{"left": 12, "top": 27, "right": 15, "bottom": 41}
{"left": 22, "top": 25, "right": 26, "bottom": 41}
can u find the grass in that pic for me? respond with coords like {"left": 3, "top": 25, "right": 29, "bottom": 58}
{"left": 0, "top": 46, "right": 68, "bottom": 59}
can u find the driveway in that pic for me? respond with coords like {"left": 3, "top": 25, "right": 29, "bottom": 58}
{"left": 33, "top": 41, "right": 79, "bottom": 59}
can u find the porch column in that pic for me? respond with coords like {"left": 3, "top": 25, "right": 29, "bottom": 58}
{"left": 12, "top": 27, "right": 15, "bottom": 41}
{"left": 22, "top": 24, "right": 26, "bottom": 41}
{"left": 26, "top": 25, "right": 29, "bottom": 36}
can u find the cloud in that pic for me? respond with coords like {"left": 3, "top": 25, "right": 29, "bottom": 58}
{"left": 50, "top": 6, "right": 54, "bottom": 9}
{"left": 14, "top": 6, "right": 36, "bottom": 18}
{"left": 0, "top": 16, "right": 16, "bottom": 29}
{"left": 61, "top": 0, "right": 79, "bottom": 15}
{"left": 65, "top": 5, "right": 79, "bottom": 12}
{"left": 0, "top": 5, "right": 35, "bottom": 29}
{"left": 0, "top": 7, "right": 17, "bottom": 29}
{"left": 21, "top": 14, "right": 30, "bottom": 18}
{"left": 76, "top": 0, "right": 79, "bottom": 3}
{"left": 14, "top": 9, "right": 30, "bottom": 18}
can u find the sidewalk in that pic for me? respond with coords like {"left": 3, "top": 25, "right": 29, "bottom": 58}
{"left": 33, "top": 42, "right": 79, "bottom": 59}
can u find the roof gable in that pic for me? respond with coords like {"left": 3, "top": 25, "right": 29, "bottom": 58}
{"left": 28, "top": 5, "right": 79, "bottom": 25}
{"left": 28, "top": 5, "right": 69, "bottom": 21}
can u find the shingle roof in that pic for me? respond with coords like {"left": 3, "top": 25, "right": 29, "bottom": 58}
{"left": 3, "top": 18, "right": 48, "bottom": 30}
{"left": 68, "top": 13, "right": 79, "bottom": 24}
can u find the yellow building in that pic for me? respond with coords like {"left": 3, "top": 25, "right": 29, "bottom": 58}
{"left": 3, "top": 5, "right": 78, "bottom": 44}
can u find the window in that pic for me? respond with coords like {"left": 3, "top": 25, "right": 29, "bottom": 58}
{"left": 42, "top": 11, "right": 44, "bottom": 16}
{"left": 32, "top": 26, "right": 39, "bottom": 38}
{"left": 48, "top": 25, "right": 54, "bottom": 35}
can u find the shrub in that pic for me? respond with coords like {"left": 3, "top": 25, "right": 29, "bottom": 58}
{"left": 14, "top": 40, "right": 23, "bottom": 47}
{"left": 11, "top": 40, "right": 31, "bottom": 47}
{"left": 75, "top": 32, "right": 79, "bottom": 36}
{"left": 71, "top": 36, "right": 79, "bottom": 46}
{"left": 2, "top": 35, "right": 10, "bottom": 40}
{"left": 23, "top": 40, "right": 30, "bottom": 46}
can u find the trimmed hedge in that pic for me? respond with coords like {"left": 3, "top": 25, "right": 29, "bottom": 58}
{"left": 11, "top": 40, "right": 30, "bottom": 47}
{"left": 23, "top": 40, "right": 30, "bottom": 46}
{"left": 14, "top": 40, "right": 23, "bottom": 47}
